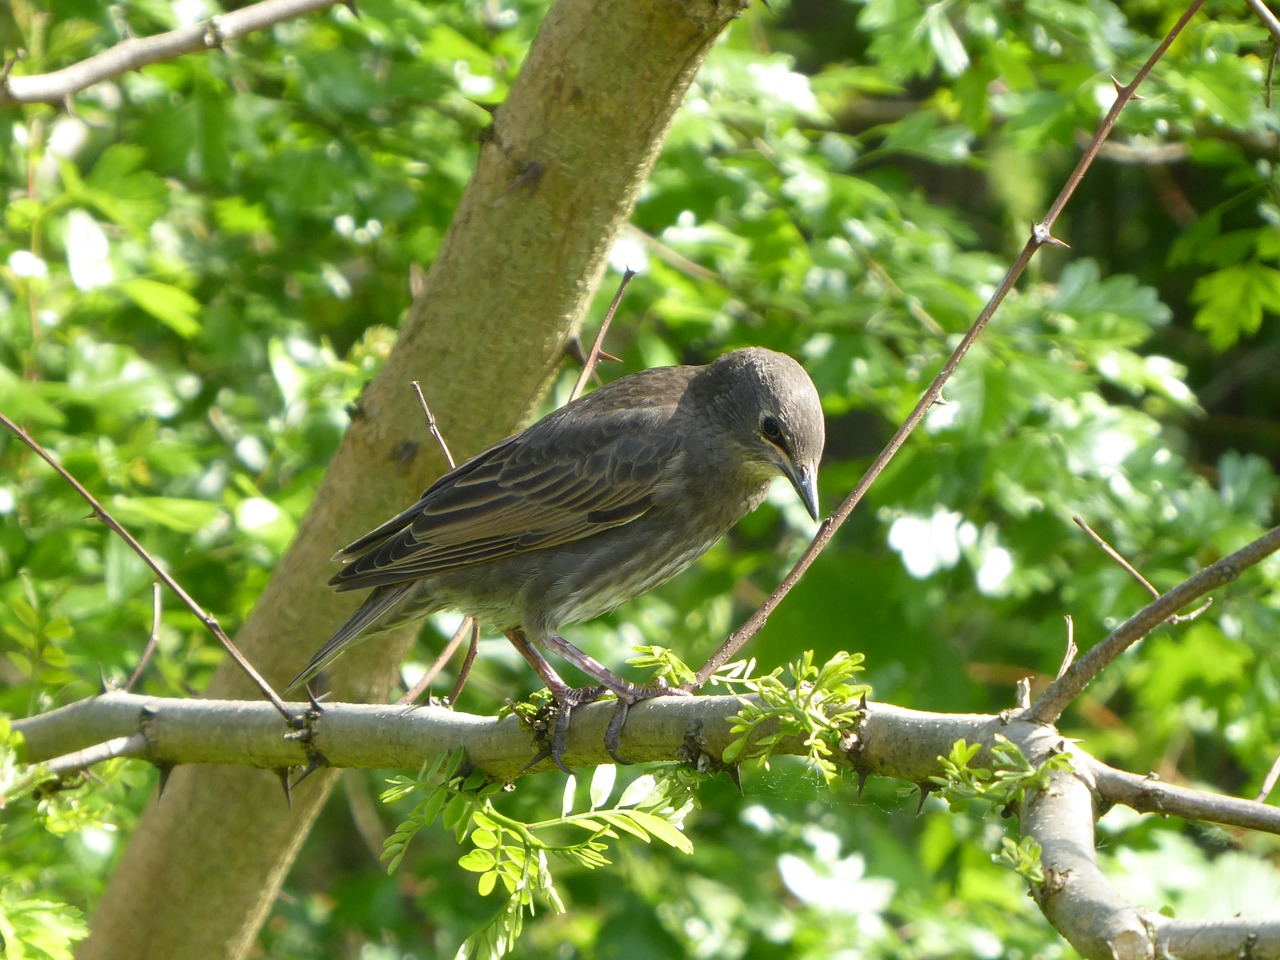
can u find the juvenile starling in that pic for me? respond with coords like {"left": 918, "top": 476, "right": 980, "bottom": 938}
{"left": 289, "top": 347, "right": 825, "bottom": 764}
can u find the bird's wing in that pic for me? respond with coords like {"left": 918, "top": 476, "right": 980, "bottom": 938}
{"left": 329, "top": 402, "right": 683, "bottom": 591}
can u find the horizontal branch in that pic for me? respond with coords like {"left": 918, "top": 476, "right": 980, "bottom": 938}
{"left": 19, "top": 689, "right": 1280, "bottom": 960}
{"left": 17, "top": 692, "right": 1280, "bottom": 836}
{"left": 1, "top": 0, "right": 342, "bottom": 107}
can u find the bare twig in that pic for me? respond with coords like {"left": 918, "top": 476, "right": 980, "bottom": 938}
{"left": 692, "top": 0, "right": 1208, "bottom": 688}
{"left": 1246, "top": 0, "right": 1280, "bottom": 43}
{"left": 1015, "top": 677, "right": 1032, "bottom": 710}
{"left": 123, "top": 583, "right": 163, "bottom": 692}
{"left": 0, "top": 412, "right": 296, "bottom": 722}
{"left": 397, "top": 618, "right": 473, "bottom": 707}
{"left": 1073, "top": 515, "right": 1213, "bottom": 624}
{"left": 400, "top": 381, "right": 473, "bottom": 704}
{"left": 1255, "top": 749, "right": 1280, "bottom": 803}
{"left": 1056, "top": 616, "right": 1077, "bottom": 680}
{"left": 1, "top": 0, "right": 343, "bottom": 106}
{"left": 38, "top": 734, "right": 149, "bottom": 777}
{"left": 1073, "top": 516, "right": 1160, "bottom": 595}
{"left": 450, "top": 621, "right": 480, "bottom": 705}
{"left": 1028, "top": 525, "right": 1280, "bottom": 724}
{"left": 569, "top": 269, "right": 633, "bottom": 401}
{"left": 410, "top": 381, "right": 456, "bottom": 469}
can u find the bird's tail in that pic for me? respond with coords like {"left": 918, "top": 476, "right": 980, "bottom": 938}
{"left": 286, "top": 583, "right": 415, "bottom": 692}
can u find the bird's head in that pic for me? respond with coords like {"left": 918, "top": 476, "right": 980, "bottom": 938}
{"left": 704, "top": 348, "right": 826, "bottom": 521}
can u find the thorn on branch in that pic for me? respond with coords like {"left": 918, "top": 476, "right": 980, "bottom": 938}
{"left": 275, "top": 767, "right": 293, "bottom": 808}
{"left": 1031, "top": 221, "right": 1069, "bottom": 249}
{"left": 290, "top": 754, "right": 328, "bottom": 791}
{"left": 727, "top": 764, "right": 743, "bottom": 795}
{"left": 915, "top": 782, "right": 935, "bottom": 816}
{"left": 156, "top": 762, "right": 175, "bottom": 799}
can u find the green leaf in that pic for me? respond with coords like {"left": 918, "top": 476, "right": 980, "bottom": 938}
{"left": 1192, "top": 262, "right": 1280, "bottom": 350}
{"left": 108, "top": 496, "right": 223, "bottom": 534}
{"left": 120, "top": 279, "right": 203, "bottom": 338}
{"left": 588, "top": 764, "right": 616, "bottom": 811}
{"left": 621, "top": 811, "right": 693, "bottom": 854}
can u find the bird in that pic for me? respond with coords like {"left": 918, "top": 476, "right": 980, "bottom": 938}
{"left": 289, "top": 346, "right": 825, "bottom": 767}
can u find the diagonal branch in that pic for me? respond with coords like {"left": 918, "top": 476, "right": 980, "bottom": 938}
{"left": 694, "top": 0, "right": 1209, "bottom": 687}
{"left": 0, "top": 411, "right": 296, "bottom": 721}
{"left": 1027, "top": 524, "right": 1280, "bottom": 724}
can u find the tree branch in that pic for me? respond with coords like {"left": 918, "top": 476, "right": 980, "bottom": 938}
{"left": 18, "top": 692, "right": 1280, "bottom": 838}
{"left": 1, "top": 0, "right": 344, "bottom": 107}
{"left": 693, "top": 0, "right": 1209, "bottom": 685}
{"left": 1028, "top": 524, "right": 1280, "bottom": 724}
{"left": 1026, "top": 763, "right": 1280, "bottom": 959}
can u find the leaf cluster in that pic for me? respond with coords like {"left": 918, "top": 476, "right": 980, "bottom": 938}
{"left": 723, "top": 651, "right": 870, "bottom": 786}
{"left": 381, "top": 752, "right": 697, "bottom": 960}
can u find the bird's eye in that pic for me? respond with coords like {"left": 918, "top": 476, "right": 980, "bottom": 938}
{"left": 760, "top": 414, "right": 783, "bottom": 443}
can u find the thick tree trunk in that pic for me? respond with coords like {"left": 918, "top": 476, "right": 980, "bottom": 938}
{"left": 80, "top": 0, "right": 748, "bottom": 956}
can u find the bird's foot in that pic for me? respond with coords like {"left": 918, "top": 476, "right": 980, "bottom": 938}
{"left": 525, "top": 684, "right": 608, "bottom": 775}
{"left": 603, "top": 680, "right": 692, "bottom": 765}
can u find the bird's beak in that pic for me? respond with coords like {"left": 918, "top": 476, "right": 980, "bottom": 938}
{"left": 785, "top": 462, "right": 820, "bottom": 521}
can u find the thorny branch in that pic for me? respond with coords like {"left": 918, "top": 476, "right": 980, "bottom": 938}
{"left": 694, "top": 0, "right": 1210, "bottom": 685}
{"left": 0, "top": 412, "right": 296, "bottom": 721}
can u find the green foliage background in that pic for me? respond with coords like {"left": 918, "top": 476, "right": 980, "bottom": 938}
{"left": 2, "top": 0, "right": 1279, "bottom": 956}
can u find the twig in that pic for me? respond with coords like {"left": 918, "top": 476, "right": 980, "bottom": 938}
{"left": 1246, "top": 0, "right": 1280, "bottom": 43}
{"left": 1256, "top": 750, "right": 1280, "bottom": 803}
{"left": 401, "top": 381, "right": 472, "bottom": 704}
{"left": 1015, "top": 677, "right": 1032, "bottom": 710}
{"left": 621, "top": 225, "right": 723, "bottom": 286}
{"left": 1056, "top": 616, "right": 1077, "bottom": 680}
{"left": 1089, "top": 755, "right": 1280, "bottom": 834}
{"left": 569, "top": 269, "right": 633, "bottom": 402}
{"left": 1027, "top": 525, "right": 1280, "bottom": 724}
{"left": 692, "top": 0, "right": 1208, "bottom": 688}
{"left": 1073, "top": 515, "right": 1212, "bottom": 623}
{"left": 1, "top": 0, "right": 343, "bottom": 106}
{"left": 123, "top": 583, "right": 163, "bottom": 692}
{"left": 40, "top": 733, "right": 149, "bottom": 777}
{"left": 0, "top": 411, "right": 296, "bottom": 722}
{"left": 397, "top": 618, "right": 473, "bottom": 707}
{"left": 1073, "top": 516, "right": 1159, "bottom": 595}
{"left": 450, "top": 621, "right": 480, "bottom": 705}
{"left": 410, "top": 381, "right": 456, "bottom": 469}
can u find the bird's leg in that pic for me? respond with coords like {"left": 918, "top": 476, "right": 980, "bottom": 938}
{"left": 536, "top": 632, "right": 691, "bottom": 765}
{"left": 503, "top": 628, "right": 605, "bottom": 773}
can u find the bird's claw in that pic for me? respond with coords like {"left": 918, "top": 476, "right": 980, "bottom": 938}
{"left": 525, "top": 682, "right": 692, "bottom": 772}
{"left": 604, "top": 682, "right": 691, "bottom": 765}
{"left": 524, "top": 685, "right": 608, "bottom": 774}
